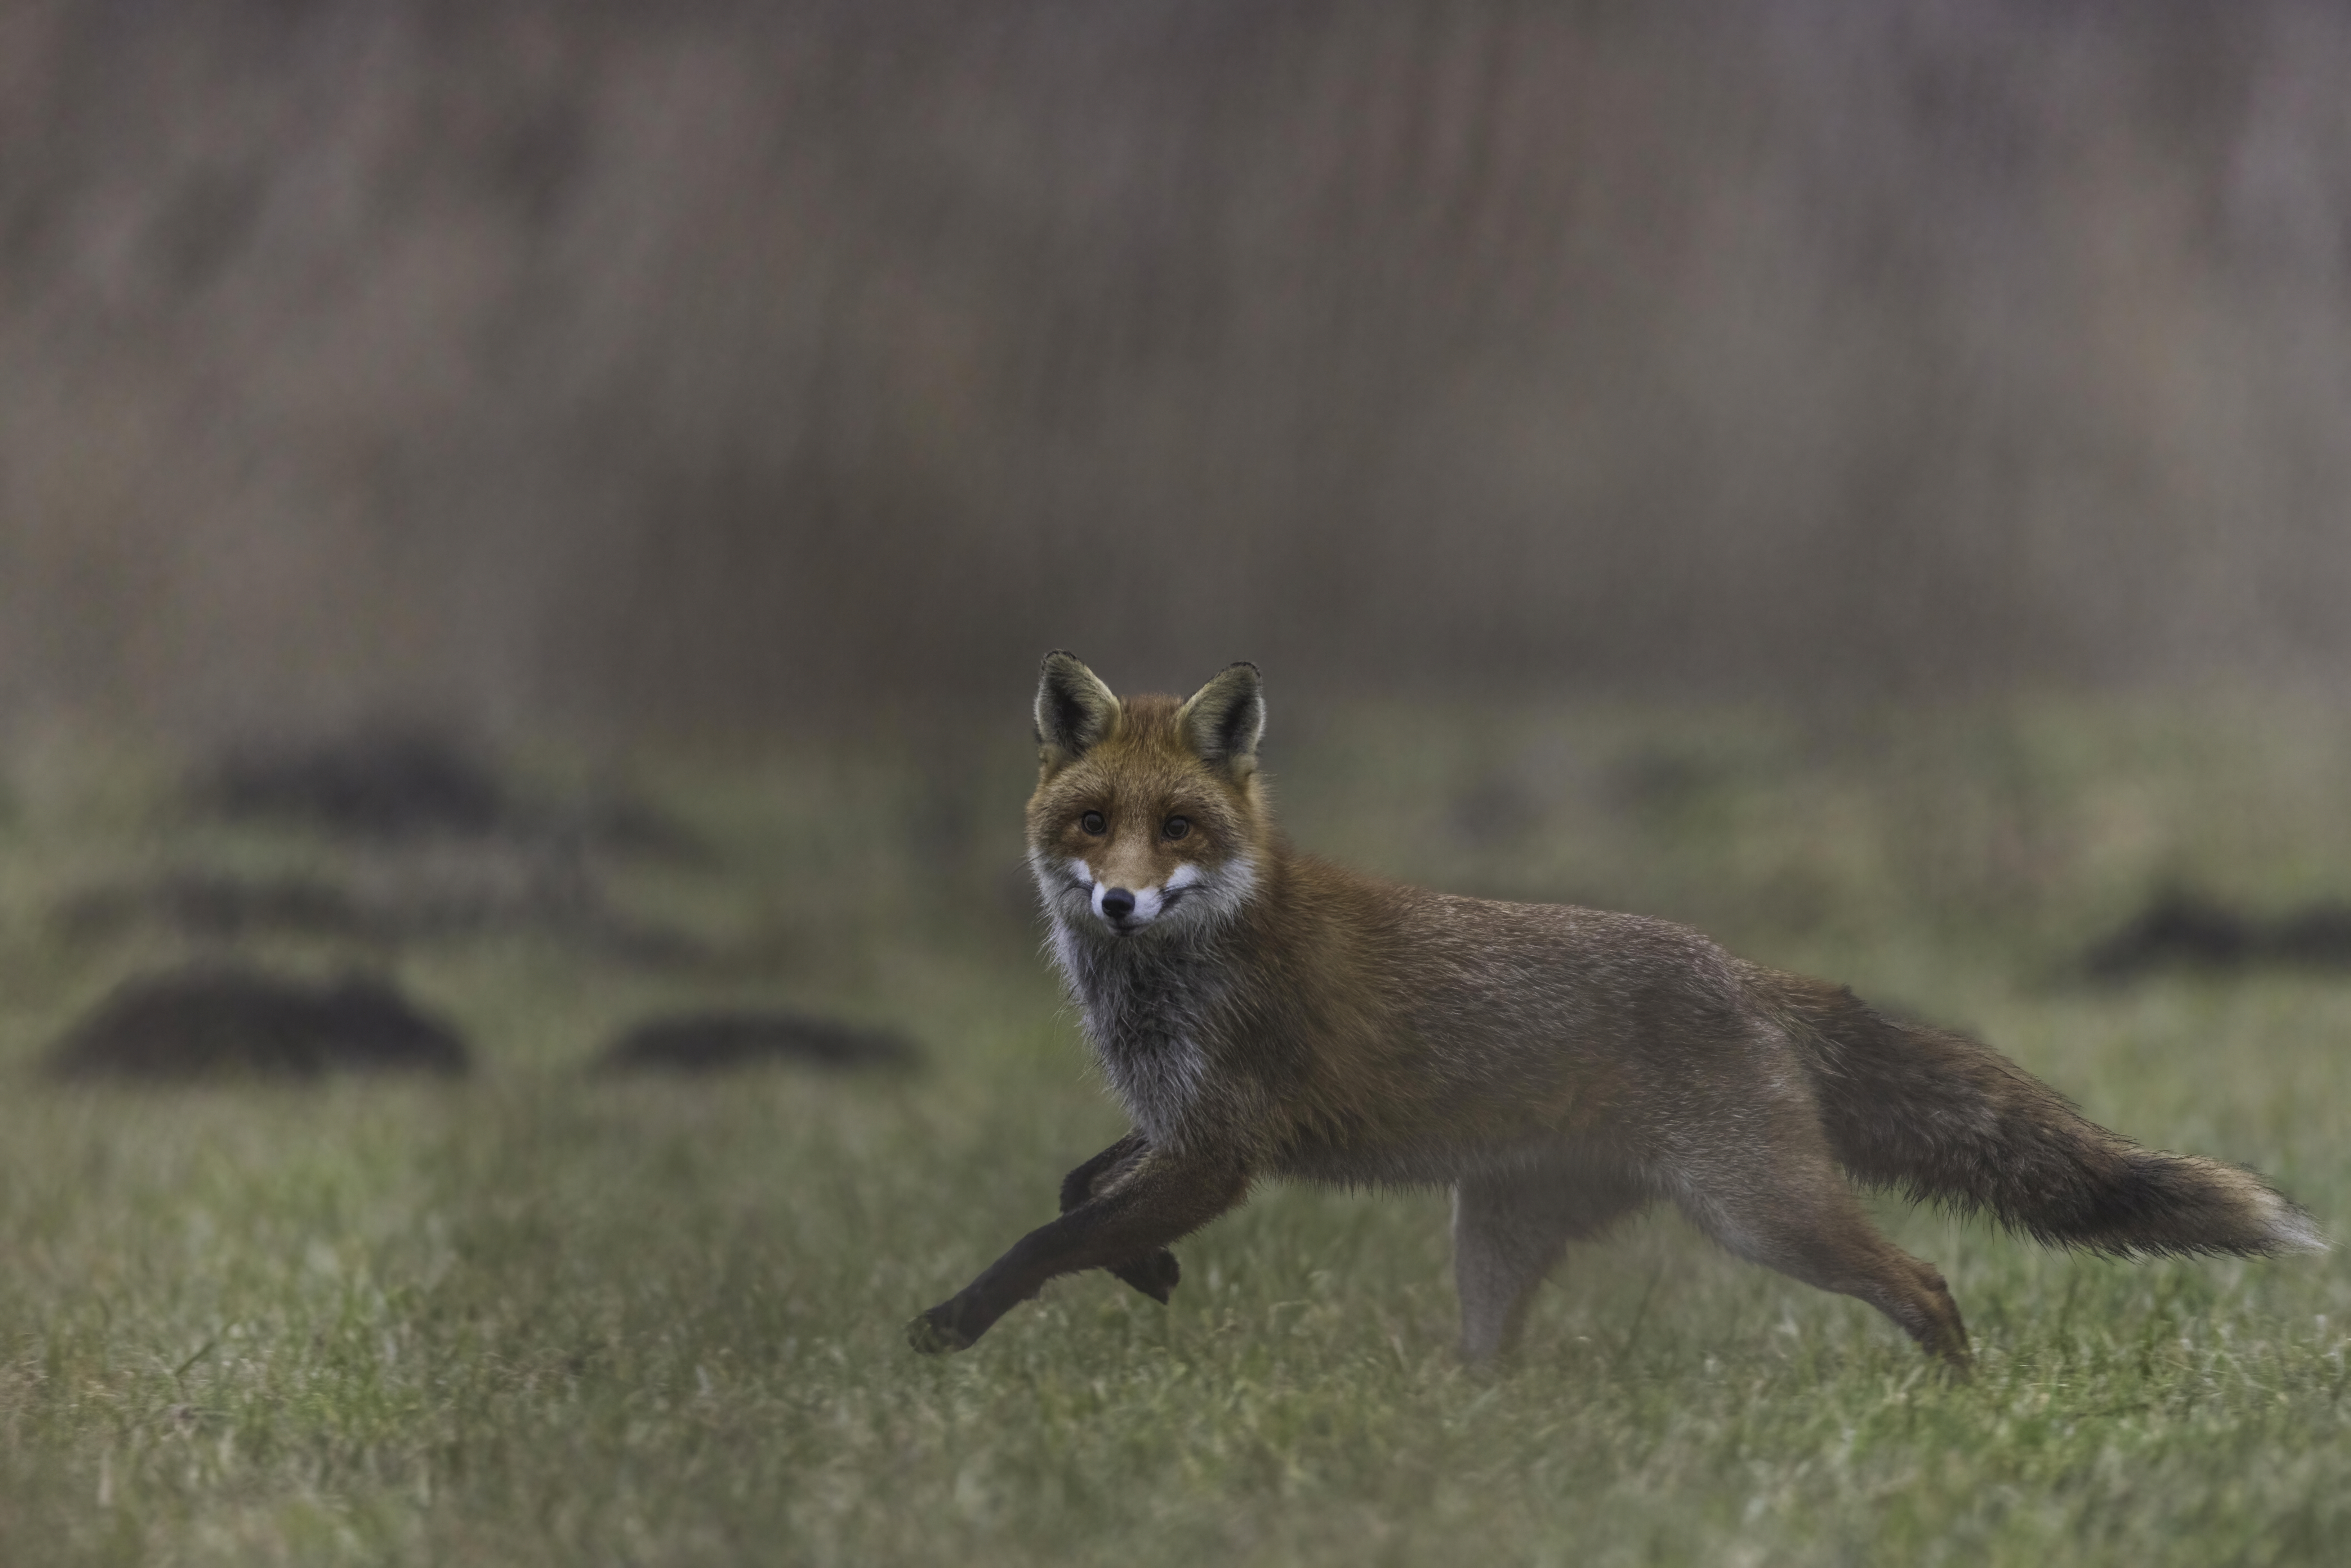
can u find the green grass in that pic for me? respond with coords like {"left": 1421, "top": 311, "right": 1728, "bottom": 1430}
{"left": 2, "top": 696, "right": 2347, "bottom": 1565}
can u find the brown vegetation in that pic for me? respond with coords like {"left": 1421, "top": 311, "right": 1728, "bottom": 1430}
{"left": 4, "top": 1, "right": 2347, "bottom": 737}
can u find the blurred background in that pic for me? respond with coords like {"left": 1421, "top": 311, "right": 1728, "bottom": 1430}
{"left": 7, "top": 0, "right": 2351, "bottom": 743}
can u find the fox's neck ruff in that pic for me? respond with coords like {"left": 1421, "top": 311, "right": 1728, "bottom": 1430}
{"left": 1048, "top": 921, "right": 1223, "bottom": 1145}
{"left": 1040, "top": 857, "right": 1265, "bottom": 1145}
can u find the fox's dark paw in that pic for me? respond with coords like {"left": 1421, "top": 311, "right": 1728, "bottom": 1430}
{"left": 906, "top": 1307, "right": 975, "bottom": 1355}
{"left": 1110, "top": 1248, "right": 1181, "bottom": 1305}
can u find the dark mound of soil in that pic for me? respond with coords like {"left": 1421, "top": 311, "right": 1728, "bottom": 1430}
{"left": 193, "top": 726, "right": 706, "bottom": 858}
{"left": 2267, "top": 902, "right": 2351, "bottom": 962}
{"left": 199, "top": 729, "right": 512, "bottom": 839}
{"left": 595, "top": 1010, "right": 921, "bottom": 1074}
{"left": 2083, "top": 891, "right": 2351, "bottom": 978}
{"left": 46, "top": 968, "right": 471, "bottom": 1080}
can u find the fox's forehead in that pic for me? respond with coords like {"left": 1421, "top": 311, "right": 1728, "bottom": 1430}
{"left": 1028, "top": 697, "right": 1244, "bottom": 816}
{"left": 1032, "top": 743, "right": 1221, "bottom": 810}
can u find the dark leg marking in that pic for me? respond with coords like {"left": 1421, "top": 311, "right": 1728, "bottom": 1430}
{"left": 1060, "top": 1133, "right": 1182, "bottom": 1303}
{"left": 910, "top": 1151, "right": 1249, "bottom": 1353}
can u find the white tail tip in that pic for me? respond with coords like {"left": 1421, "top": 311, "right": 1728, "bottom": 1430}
{"left": 2261, "top": 1195, "right": 2330, "bottom": 1255}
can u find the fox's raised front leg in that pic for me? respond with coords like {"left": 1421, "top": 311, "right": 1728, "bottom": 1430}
{"left": 909, "top": 1150, "right": 1249, "bottom": 1353}
{"left": 1060, "top": 1133, "right": 1182, "bottom": 1304}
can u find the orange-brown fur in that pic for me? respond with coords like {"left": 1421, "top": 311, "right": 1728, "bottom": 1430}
{"left": 908, "top": 655, "right": 2324, "bottom": 1369}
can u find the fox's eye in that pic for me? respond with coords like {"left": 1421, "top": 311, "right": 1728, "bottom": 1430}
{"left": 1080, "top": 811, "right": 1106, "bottom": 835}
{"left": 1162, "top": 816, "right": 1190, "bottom": 841}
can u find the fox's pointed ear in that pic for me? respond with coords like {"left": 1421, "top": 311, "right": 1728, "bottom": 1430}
{"left": 1178, "top": 662, "right": 1265, "bottom": 777}
{"left": 1035, "top": 651, "right": 1121, "bottom": 763}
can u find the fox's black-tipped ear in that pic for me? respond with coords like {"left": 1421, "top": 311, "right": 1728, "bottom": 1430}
{"left": 1178, "top": 662, "right": 1265, "bottom": 777}
{"left": 1035, "top": 651, "right": 1121, "bottom": 763}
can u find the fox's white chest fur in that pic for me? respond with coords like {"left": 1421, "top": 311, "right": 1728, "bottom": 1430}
{"left": 1048, "top": 920, "right": 1217, "bottom": 1146}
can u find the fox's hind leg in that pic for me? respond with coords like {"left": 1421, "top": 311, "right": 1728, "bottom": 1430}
{"left": 1667, "top": 1135, "right": 1971, "bottom": 1374}
{"left": 1453, "top": 1170, "right": 1642, "bottom": 1363}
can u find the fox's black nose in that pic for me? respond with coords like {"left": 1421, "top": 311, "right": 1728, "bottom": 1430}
{"left": 1101, "top": 888, "right": 1137, "bottom": 920}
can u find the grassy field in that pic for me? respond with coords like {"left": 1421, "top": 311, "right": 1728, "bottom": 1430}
{"left": 1, "top": 696, "right": 2346, "bottom": 1565}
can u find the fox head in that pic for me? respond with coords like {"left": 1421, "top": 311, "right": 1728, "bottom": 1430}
{"left": 1027, "top": 652, "right": 1268, "bottom": 940}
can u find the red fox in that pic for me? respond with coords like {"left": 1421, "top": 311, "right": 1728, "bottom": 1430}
{"left": 908, "top": 654, "right": 2324, "bottom": 1370}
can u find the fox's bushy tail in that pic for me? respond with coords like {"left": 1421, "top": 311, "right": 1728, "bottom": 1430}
{"left": 1754, "top": 968, "right": 2324, "bottom": 1258}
